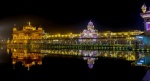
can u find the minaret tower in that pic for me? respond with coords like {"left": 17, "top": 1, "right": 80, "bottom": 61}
{"left": 140, "top": 3, "right": 150, "bottom": 35}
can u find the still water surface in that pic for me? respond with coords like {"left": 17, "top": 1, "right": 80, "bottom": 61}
{"left": 0, "top": 45, "right": 149, "bottom": 81}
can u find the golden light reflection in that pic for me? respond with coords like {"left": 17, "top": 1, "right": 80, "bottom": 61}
{"left": 8, "top": 48, "right": 143, "bottom": 70}
{"left": 11, "top": 48, "right": 42, "bottom": 70}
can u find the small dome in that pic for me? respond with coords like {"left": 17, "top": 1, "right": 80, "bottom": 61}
{"left": 13, "top": 27, "right": 17, "bottom": 31}
{"left": 88, "top": 20, "right": 93, "bottom": 25}
{"left": 83, "top": 29, "right": 87, "bottom": 31}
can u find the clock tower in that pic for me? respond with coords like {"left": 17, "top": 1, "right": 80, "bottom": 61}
{"left": 140, "top": 3, "right": 150, "bottom": 35}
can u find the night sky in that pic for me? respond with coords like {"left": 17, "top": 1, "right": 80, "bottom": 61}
{"left": 0, "top": 0, "right": 149, "bottom": 39}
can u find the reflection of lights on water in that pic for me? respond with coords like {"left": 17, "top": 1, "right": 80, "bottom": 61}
{"left": 136, "top": 58, "right": 145, "bottom": 65}
{"left": 13, "top": 66, "right": 15, "bottom": 69}
{"left": 87, "top": 58, "right": 96, "bottom": 69}
{"left": 81, "top": 50, "right": 98, "bottom": 57}
{"left": 88, "top": 64, "right": 93, "bottom": 69}
{"left": 137, "top": 62, "right": 142, "bottom": 65}
{"left": 140, "top": 60, "right": 144, "bottom": 62}
{"left": 84, "top": 57, "right": 98, "bottom": 69}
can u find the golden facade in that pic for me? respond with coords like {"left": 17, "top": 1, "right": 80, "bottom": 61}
{"left": 8, "top": 22, "right": 44, "bottom": 44}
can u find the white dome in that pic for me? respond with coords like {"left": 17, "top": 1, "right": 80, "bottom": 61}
{"left": 88, "top": 21, "right": 93, "bottom": 25}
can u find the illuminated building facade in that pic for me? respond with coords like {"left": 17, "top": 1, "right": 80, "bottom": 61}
{"left": 7, "top": 18, "right": 145, "bottom": 49}
{"left": 141, "top": 3, "right": 150, "bottom": 35}
{"left": 134, "top": 3, "right": 150, "bottom": 47}
{"left": 40, "top": 20, "right": 143, "bottom": 48}
{"left": 79, "top": 20, "right": 98, "bottom": 42}
{"left": 8, "top": 22, "right": 44, "bottom": 44}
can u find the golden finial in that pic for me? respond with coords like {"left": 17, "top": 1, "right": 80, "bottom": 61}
{"left": 141, "top": 3, "right": 147, "bottom": 13}
{"left": 27, "top": 21, "right": 31, "bottom": 26}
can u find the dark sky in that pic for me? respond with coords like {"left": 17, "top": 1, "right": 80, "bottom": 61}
{"left": 0, "top": 0, "right": 149, "bottom": 39}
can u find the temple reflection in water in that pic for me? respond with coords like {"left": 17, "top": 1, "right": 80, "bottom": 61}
{"left": 8, "top": 48, "right": 42, "bottom": 70}
{"left": 7, "top": 48, "right": 150, "bottom": 70}
{"left": 83, "top": 57, "right": 98, "bottom": 69}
